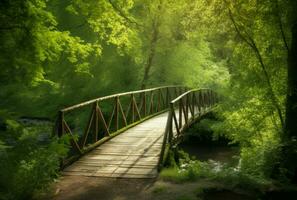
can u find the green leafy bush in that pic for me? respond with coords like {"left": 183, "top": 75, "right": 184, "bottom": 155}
{"left": 160, "top": 149, "right": 272, "bottom": 192}
{"left": 0, "top": 117, "right": 69, "bottom": 200}
{"left": 185, "top": 119, "right": 215, "bottom": 141}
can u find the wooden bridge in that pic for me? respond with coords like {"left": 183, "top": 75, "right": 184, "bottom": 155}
{"left": 54, "top": 86, "right": 217, "bottom": 178}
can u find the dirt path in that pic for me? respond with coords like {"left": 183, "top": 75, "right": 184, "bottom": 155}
{"left": 50, "top": 176, "right": 156, "bottom": 200}
{"left": 45, "top": 175, "right": 226, "bottom": 200}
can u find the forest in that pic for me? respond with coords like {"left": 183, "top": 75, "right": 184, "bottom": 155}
{"left": 0, "top": 0, "right": 297, "bottom": 199}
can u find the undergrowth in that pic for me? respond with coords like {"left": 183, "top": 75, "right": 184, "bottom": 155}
{"left": 160, "top": 148, "right": 273, "bottom": 194}
{"left": 160, "top": 115, "right": 274, "bottom": 193}
{"left": 0, "top": 114, "right": 70, "bottom": 200}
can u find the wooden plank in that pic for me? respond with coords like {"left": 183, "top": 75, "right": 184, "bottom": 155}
{"left": 76, "top": 161, "right": 159, "bottom": 167}
{"left": 91, "top": 148, "right": 161, "bottom": 154}
{"left": 84, "top": 152, "right": 160, "bottom": 157}
{"left": 62, "top": 108, "right": 200, "bottom": 178}
{"left": 65, "top": 163, "right": 158, "bottom": 170}
{"left": 112, "top": 167, "right": 157, "bottom": 175}
{"left": 74, "top": 161, "right": 157, "bottom": 167}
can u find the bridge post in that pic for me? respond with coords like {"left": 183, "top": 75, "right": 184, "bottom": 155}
{"left": 94, "top": 101, "right": 99, "bottom": 142}
{"left": 185, "top": 94, "right": 189, "bottom": 125}
{"left": 158, "top": 104, "right": 173, "bottom": 170}
{"left": 198, "top": 91, "right": 202, "bottom": 115}
{"left": 131, "top": 94, "right": 135, "bottom": 122}
{"left": 115, "top": 96, "right": 119, "bottom": 130}
{"left": 179, "top": 100, "right": 182, "bottom": 129}
{"left": 192, "top": 92, "right": 196, "bottom": 117}
{"left": 168, "top": 104, "right": 174, "bottom": 143}
{"left": 157, "top": 89, "right": 161, "bottom": 112}
{"left": 149, "top": 90, "right": 154, "bottom": 114}
{"left": 142, "top": 92, "right": 147, "bottom": 117}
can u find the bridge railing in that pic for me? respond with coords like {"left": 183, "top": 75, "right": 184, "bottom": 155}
{"left": 159, "top": 88, "right": 218, "bottom": 168}
{"left": 54, "top": 85, "right": 188, "bottom": 165}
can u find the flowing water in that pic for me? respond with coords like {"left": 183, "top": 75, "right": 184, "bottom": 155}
{"left": 179, "top": 143, "right": 239, "bottom": 164}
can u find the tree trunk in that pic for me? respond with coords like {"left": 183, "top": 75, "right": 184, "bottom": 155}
{"left": 140, "top": 19, "right": 159, "bottom": 90}
{"left": 285, "top": 14, "right": 297, "bottom": 141}
{"left": 283, "top": 19, "right": 297, "bottom": 182}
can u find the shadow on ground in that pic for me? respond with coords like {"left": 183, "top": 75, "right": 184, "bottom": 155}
{"left": 48, "top": 176, "right": 156, "bottom": 200}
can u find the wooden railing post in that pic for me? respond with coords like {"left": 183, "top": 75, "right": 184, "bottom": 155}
{"left": 192, "top": 92, "right": 196, "bottom": 117}
{"left": 179, "top": 100, "right": 182, "bottom": 129}
{"left": 158, "top": 105, "right": 173, "bottom": 169}
{"left": 198, "top": 91, "right": 202, "bottom": 115}
{"left": 115, "top": 96, "right": 119, "bottom": 130}
{"left": 131, "top": 94, "right": 135, "bottom": 122}
{"left": 96, "top": 103, "right": 110, "bottom": 137}
{"left": 168, "top": 104, "right": 174, "bottom": 143}
{"left": 81, "top": 104, "right": 95, "bottom": 148}
{"left": 160, "top": 89, "right": 165, "bottom": 110}
{"left": 157, "top": 89, "right": 161, "bottom": 112}
{"left": 94, "top": 101, "right": 99, "bottom": 142}
{"left": 185, "top": 94, "right": 189, "bottom": 125}
{"left": 143, "top": 92, "right": 146, "bottom": 117}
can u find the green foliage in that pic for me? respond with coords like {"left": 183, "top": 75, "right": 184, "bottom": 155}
{"left": 161, "top": 157, "right": 271, "bottom": 193}
{"left": 0, "top": 0, "right": 295, "bottom": 196}
{"left": 0, "top": 118, "right": 69, "bottom": 200}
{"left": 0, "top": 0, "right": 231, "bottom": 119}
{"left": 212, "top": 94, "right": 284, "bottom": 178}
{"left": 164, "top": 148, "right": 178, "bottom": 168}
{"left": 185, "top": 119, "right": 217, "bottom": 141}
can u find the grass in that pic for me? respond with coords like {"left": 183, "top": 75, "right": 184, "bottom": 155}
{"left": 160, "top": 168, "right": 188, "bottom": 183}
{"left": 160, "top": 150, "right": 274, "bottom": 196}
{"left": 152, "top": 185, "right": 168, "bottom": 194}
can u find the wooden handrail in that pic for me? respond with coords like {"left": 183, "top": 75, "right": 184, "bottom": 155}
{"left": 61, "top": 85, "right": 183, "bottom": 112}
{"left": 170, "top": 88, "right": 211, "bottom": 104}
{"left": 158, "top": 88, "right": 218, "bottom": 169}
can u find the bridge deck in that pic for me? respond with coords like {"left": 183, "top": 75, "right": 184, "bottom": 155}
{"left": 63, "top": 112, "right": 169, "bottom": 178}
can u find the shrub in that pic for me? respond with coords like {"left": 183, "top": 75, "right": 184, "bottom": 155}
{"left": 160, "top": 149, "right": 272, "bottom": 192}
{"left": 0, "top": 118, "right": 69, "bottom": 200}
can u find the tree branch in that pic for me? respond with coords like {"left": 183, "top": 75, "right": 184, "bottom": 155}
{"left": 107, "top": 0, "right": 142, "bottom": 28}
{"left": 224, "top": 0, "right": 285, "bottom": 129}
{"left": 274, "top": 0, "right": 289, "bottom": 52}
